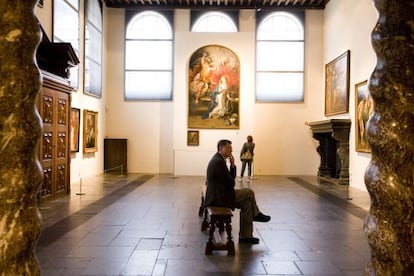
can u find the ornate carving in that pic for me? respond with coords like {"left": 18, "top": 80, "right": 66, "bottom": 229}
{"left": 57, "top": 132, "right": 66, "bottom": 158}
{"left": 364, "top": 0, "right": 414, "bottom": 274}
{"left": 308, "top": 119, "right": 351, "bottom": 185}
{"left": 42, "top": 132, "right": 53, "bottom": 160}
{"left": 41, "top": 168, "right": 53, "bottom": 198}
{"left": 57, "top": 165, "right": 66, "bottom": 192}
{"left": 42, "top": 95, "right": 53, "bottom": 123}
{"left": 58, "top": 98, "right": 67, "bottom": 124}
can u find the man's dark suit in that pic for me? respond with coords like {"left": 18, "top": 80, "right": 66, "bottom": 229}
{"left": 204, "top": 152, "right": 236, "bottom": 210}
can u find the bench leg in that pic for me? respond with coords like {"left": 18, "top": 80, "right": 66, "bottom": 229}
{"left": 204, "top": 216, "right": 235, "bottom": 256}
{"left": 205, "top": 218, "right": 216, "bottom": 255}
{"left": 225, "top": 220, "right": 235, "bottom": 256}
{"left": 198, "top": 195, "right": 204, "bottom": 217}
{"left": 201, "top": 208, "right": 208, "bottom": 231}
{"left": 217, "top": 220, "right": 225, "bottom": 233}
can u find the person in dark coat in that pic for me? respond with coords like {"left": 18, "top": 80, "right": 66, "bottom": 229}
{"left": 204, "top": 139, "right": 271, "bottom": 244}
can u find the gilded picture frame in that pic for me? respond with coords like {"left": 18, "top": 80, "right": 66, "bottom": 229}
{"left": 325, "top": 50, "right": 350, "bottom": 116}
{"left": 355, "top": 80, "right": 374, "bottom": 152}
{"left": 70, "top": 107, "right": 80, "bottom": 152}
{"left": 188, "top": 45, "right": 240, "bottom": 129}
{"left": 187, "top": 130, "right": 199, "bottom": 146}
{"left": 83, "top": 109, "right": 98, "bottom": 153}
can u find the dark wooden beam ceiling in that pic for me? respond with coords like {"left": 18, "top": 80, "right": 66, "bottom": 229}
{"left": 102, "top": 0, "right": 329, "bottom": 10}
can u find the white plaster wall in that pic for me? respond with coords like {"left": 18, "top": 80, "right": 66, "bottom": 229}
{"left": 324, "top": 0, "right": 378, "bottom": 191}
{"left": 35, "top": 1, "right": 52, "bottom": 37}
{"left": 253, "top": 10, "right": 324, "bottom": 176}
{"left": 104, "top": 8, "right": 174, "bottom": 174}
{"left": 173, "top": 10, "right": 257, "bottom": 175}
{"left": 35, "top": 1, "right": 380, "bottom": 189}
{"left": 36, "top": 3, "right": 107, "bottom": 185}
{"left": 69, "top": 1, "right": 107, "bottom": 184}
{"left": 104, "top": 9, "right": 324, "bottom": 176}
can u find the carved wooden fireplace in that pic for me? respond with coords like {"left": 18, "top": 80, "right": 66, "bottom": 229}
{"left": 308, "top": 119, "right": 351, "bottom": 185}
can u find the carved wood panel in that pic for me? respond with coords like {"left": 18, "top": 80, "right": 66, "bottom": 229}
{"left": 57, "top": 98, "right": 66, "bottom": 125}
{"left": 56, "top": 165, "right": 66, "bottom": 193}
{"left": 42, "top": 95, "right": 53, "bottom": 124}
{"left": 37, "top": 71, "right": 72, "bottom": 201}
{"left": 42, "top": 132, "right": 53, "bottom": 160}
{"left": 41, "top": 167, "right": 53, "bottom": 198}
{"left": 57, "top": 132, "right": 66, "bottom": 158}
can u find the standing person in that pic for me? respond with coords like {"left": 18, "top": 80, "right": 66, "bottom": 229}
{"left": 240, "top": 135, "right": 255, "bottom": 181}
{"left": 204, "top": 139, "right": 271, "bottom": 244}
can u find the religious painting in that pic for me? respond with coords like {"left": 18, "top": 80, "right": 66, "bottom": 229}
{"left": 70, "top": 107, "right": 80, "bottom": 152}
{"left": 83, "top": 109, "right": 98, "bottom": 153}
{"left": 355, "top": 80, "right": 374, "bottom": 152}
{"left": 325, "top": 50, "right": 350, "bottom": 116}
{"left": 187, "top": 130, "right": 199, "bottom": 146}
{"left": 188, "top": 45, "right": 240, "bottom": 129}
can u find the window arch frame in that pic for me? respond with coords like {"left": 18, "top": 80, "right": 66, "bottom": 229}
{"left": 191, "top": 11, "right": 239, "bottom": 32}
{"left": 124, "top": 10, "right": 174, "bottom": 101}
{"left": 255, "top": 11, "right": 305, "bottom": 102}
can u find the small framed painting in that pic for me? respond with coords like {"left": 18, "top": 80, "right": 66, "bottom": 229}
{"left": 70, "top": 107, "right": 80, "bottom": 152}
{"left": 83, "top": 109, "right": 98, "bottom": 153}
{"left": 187, "top": 130, "right": 199, "bottom": 146}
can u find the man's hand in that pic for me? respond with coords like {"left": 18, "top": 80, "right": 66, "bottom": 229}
{"left": 228, "top": 154, "right": 235, "bottom": 167}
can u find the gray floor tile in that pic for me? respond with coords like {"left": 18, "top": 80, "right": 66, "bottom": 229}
{"left": 263, "top": 260, "right": 302, "bottom": 274}
{"left": 37, "top": 174, "right": 371, "bottom": 275}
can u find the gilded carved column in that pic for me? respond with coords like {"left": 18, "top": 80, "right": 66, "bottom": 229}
{"left": 0, "top": 0, "right": 42, "bottom": 275}
{"left": 364, "top": 0, "right": 414, "bottom": 274}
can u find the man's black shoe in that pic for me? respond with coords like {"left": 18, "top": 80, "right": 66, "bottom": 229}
{"left": 239, "top": 237, "right": 260, "bottom": 244}
{"left": 253, "top": 212, "right": 271, "bottom": 222}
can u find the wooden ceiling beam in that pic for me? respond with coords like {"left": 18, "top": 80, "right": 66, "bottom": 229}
{"left": 102, "top": 0, "right": 329, "bottom": 9}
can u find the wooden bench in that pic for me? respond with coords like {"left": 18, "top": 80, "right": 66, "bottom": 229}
{"left": 202, "top": 206, "right": 234, "bottom": 255}
{"left": 199, "top": 184, "right": 235, "bottom": 255}
{"left": 199, "top": 184, "right": 227, "bottom": 233}
{"left": 201, "top": 205, "right": 235, "bottom": 255}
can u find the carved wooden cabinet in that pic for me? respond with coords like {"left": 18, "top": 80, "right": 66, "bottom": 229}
{"left": 308, "top": 119, "right": 351, "bottom": 185}
{"left": 37, "top": 71, "right": 72, "bottom": 200}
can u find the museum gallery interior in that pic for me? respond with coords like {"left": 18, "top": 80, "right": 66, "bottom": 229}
{"left": 0, "top": 0, "right": 413, "bottom": 275}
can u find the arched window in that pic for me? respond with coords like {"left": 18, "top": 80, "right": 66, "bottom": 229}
{"left": 84, "top": 0, "right": 102, "bottom": 97}
{"left": 125, "top": 11, "right": 173, "bottom": 100}
{"left": 256, "top": 12, "right": 304, "bottom": 102}
{"left": 53, "top": 0, "right": 79, "bottom": 88}
{"left": 192, "top": 12, "right": 237, "bottom": 32}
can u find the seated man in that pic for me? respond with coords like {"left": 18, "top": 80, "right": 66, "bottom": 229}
{"left": 204, "top": 139, "right": 271, "bottom": 244}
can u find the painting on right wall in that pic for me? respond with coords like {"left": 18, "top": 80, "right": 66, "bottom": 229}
{"left": 355, "top": 80, "right": 374, "bottom": 152}
{"left": 325, "top": 50, "right": 350, "bottom": 116}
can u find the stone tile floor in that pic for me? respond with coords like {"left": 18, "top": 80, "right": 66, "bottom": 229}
{"left": 36, "top": 174, "right": 371, "bottom": 275}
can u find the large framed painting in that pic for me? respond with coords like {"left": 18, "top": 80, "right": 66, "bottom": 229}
{"left": 355, "top": 80, "right": 374, "bottom": 152}
{"left": 83, "top": 109, "right": 98, "bottom": 153}
{"left": 188, "top": 45, "right": 240, "bottom": 129}
{"left": 70, "top": 107, "right": 80, "bottom": 152}
{"left": 325, "top": 50, "right": 350, "bottom": 116}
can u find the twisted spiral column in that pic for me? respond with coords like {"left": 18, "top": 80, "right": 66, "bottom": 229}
{"left": 364, "top": 0, "right": 414, "bottom": 274}
{"left": 0, "top": 1, "right": 42, "bottom": 274}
